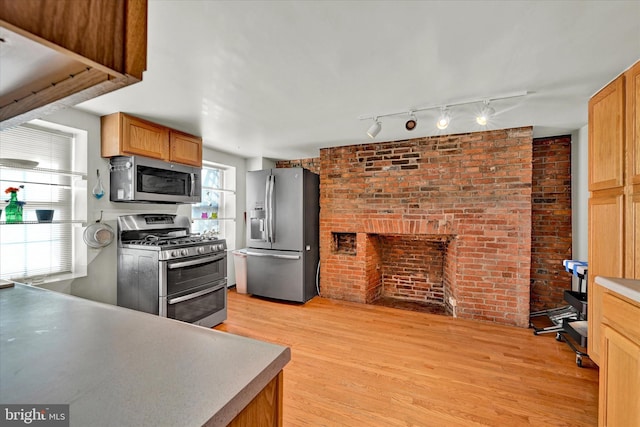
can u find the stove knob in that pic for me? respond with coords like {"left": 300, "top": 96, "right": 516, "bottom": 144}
{"left": 198, "top": 247, "right": 206, "bottom": 254}
{"left": 171, "top": 250, "right": 179, "bottom": 258}
{"left": 181, "top": 249, "right": 189, "bottom": 256}
{"left": 210, "top": 245, "right": 216, "bottom": 252}
{"left": 218, "top": 244, "right": 225, "bottom": 251}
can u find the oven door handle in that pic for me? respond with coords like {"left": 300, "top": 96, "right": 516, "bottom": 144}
{"left": 168, "top": 281, "right": 226, "bottom": 305}
{"left": 167, "top": 253, "right": 225, "bottom": 269}
{"left": 245, "top": 251, "right": 300, "bottom": 260}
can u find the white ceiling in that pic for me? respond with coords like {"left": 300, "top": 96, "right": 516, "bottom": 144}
{"left": 76, "top": 0, "right": 640, "bottom": 160}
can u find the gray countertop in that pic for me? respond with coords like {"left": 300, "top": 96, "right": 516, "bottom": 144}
{"left": 595, "top": 276, "right": 640, "bottom": 303}
{"left": 0, "top": 284, "right": 290, "bottom": 426}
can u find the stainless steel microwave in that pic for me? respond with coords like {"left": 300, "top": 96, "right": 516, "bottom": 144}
{"left": 109, "top": 156, "right": 201, "bottom": 204}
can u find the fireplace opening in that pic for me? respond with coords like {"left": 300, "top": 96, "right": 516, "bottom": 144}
{"left": 369, "top": 234, "right": 454, "bottom": 316}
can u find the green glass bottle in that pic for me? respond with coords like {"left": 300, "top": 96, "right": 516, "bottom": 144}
{"left": 5, "top": 191, "right": 23, "bottom": 223}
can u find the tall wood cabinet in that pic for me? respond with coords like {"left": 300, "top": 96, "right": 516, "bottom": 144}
{"left": 589, "top": 59, "right": 640, "bottom": 426}
{"left": 101, "top": 112, "right": 202, "bottom": 167}
{"left": 588, "top": 69, "right": 626, "bottom": 365}
{"left": 626, "top": 62, "right": 640, "bottom": 278}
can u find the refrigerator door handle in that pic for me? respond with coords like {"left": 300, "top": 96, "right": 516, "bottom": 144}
{"left": 264, "top": 177, "right": 270, "bottom": 241}
{"left": 245, "top": 251, "right": 300, "bottom": 260}
{"left": 268, "top": 174, "right": 275, "bottom": 243}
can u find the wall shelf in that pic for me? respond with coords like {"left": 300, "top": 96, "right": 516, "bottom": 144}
{"left": 0, "top": 164, "right": 87, "bottom": 179}
{"left": 0, "top": 220, "right": 85, "bottom": 225}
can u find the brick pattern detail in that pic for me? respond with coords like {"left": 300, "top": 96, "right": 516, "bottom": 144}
{"left": 530, "top": 135, "right": 572, "bottom": 312}
{"left": 319, "top": 128, "right": 534, "bottom": 327}
{"left": 378, "top": 236, "right": 446, "bottom": 305}
{"left": 275, "top": 158, "right": 320, "bottom": 174}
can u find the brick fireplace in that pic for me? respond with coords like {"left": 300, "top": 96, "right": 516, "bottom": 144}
{"left": 318, "top": 127, "right": 533, "bottom": 327}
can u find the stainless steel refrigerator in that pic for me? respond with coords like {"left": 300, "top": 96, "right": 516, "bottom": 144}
{"left": 246, "top": 168, "right": 319, "bottom": 302}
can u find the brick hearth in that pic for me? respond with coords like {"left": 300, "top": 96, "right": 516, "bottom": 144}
{"left": 319, "top": 127, "right": 533, "bottom": 327}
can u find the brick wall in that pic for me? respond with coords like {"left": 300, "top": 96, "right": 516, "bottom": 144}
{"left": 530, "top": 135, "right": 572, "bottom": 312}
{"left": 320, "top": 127, "right": 533, "bottom": 327}
{"left": 278, "top": 128, "right": 573, "bottom": 326}
{"left": 275, "top": 158, "right": 320, "bottom": 174}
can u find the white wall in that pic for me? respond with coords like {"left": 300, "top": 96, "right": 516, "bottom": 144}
{"left": 246, "top": 157, "right": 276, "bottom": 171}
{"left": 571, "top": 125, "right": 589, "bottom": 291}
{"left": 39, "top": 107, "right": 248, "bottom": 303}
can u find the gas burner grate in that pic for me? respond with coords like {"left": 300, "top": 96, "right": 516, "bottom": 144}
{"left": 122, "top": 235, "right": 221, "bottom": 247}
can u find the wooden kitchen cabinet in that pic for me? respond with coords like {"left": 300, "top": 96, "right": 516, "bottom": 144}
{"left": 588, "top": 75, "right": 625, "bottom": 192}
{"left": 629, "top": 191, "right": 640, "bottom": 278}
{"left": 588, "top": 72, "right": 627, "bottom": 366}
{"left": 598, "top": 291, "right": 640, "bottom": 427}
{"left": 228, "top": 371, "right": 283, "bottom": 427}
{"left": 588, "top": 60, "right": 640, "bottom": 366}
{"left": 0, "top": 0, "right": 147, "bottom": 129}
{"left": 170, "top": 131, "right": 203, "bottom": 167}
{"left": 588, "top": 189, "right": 624, "bottom": 364}
{"left": 101, "top": 112, "right": 202, "bottom": 167}
{"left": 626, "top": 61, "right": 640, "bottom": 279}
{"left": 103, "top": 113, "right": 170, "bottom": 160}
{"left": 628, "top": 61, "right": 640, "bottom": 187}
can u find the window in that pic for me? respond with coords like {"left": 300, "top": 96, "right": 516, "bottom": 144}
{"left": 191, "top": 162, "right": 236, "bottom": 250}
{"left": 0, "top": 122, "right": 86, "bottom": 282}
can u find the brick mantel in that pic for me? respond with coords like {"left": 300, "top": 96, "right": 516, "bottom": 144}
{"left": 362, "top": 218, "right": 454, "bottom": 235}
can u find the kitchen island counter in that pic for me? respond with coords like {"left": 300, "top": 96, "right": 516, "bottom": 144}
{"left": 0, "top": 284, "right": 290, "bottom": 426}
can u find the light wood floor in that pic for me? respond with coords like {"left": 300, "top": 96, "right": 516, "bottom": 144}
{"left": 215, "top": 290, "right": 598, "bottom": 427}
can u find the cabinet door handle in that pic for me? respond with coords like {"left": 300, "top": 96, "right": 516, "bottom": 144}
{"left": 168, "top": 281, "right": 226, "bottom": 304}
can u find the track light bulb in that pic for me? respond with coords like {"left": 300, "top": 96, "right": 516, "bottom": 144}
{"left": 436, "top": 108, "right": 450, "bottom": 130}
{"left": 367, "top": 119, "right": 381, "bottom": 138}
{"left": 405, "top": 112, "right": 417, "bottom": 131}
{"left": 476, "top": 102, "right": 494, "bottom": 126}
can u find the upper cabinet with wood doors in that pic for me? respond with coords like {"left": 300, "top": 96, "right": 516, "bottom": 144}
{"left": 170, "top": 131, "right": 203, "bottom": 167}
{"left": 0, "top": 0, "right": 147, "bottom": 130}
{"left": 101, "top": 112, "right": 202, "bottom": 167}
{"left": 588, "top": 59, "right": 640, "bottom": 367}
{"left": 588, "top": 75, "right": 625, "bottom": 192}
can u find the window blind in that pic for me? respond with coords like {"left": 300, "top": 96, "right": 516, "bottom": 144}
{"left": 0, "top": 124, "right": 76, "bottom": 280}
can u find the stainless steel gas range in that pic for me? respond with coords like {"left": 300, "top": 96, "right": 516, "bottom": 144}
{"left": 116, "top": 214, "right": 227, "bottom": 328}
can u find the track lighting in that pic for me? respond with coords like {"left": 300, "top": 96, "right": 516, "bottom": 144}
{"left": 405, "top": 112, "right": 417, "bottom": 131}
{"left": 436, "top": 107, "right": 450, "bottom": 130}
{"left": 358, "top": 90, "right": 527, "bottom": 137}
{"left": 367, "top": 118, "right": 381, "bottom": 138}
{"left": 475, "top": 101, "right": 495, "bottom": 126}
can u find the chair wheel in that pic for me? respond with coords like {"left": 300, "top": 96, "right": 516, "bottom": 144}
{"left": 576, "top": 355, "right": 583, "bottom": 367}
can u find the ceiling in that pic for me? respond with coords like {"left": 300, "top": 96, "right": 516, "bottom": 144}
{"left": 75, "top": 1, "right": 640, "bottom": 160}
